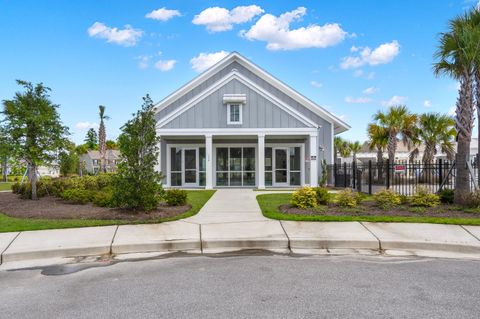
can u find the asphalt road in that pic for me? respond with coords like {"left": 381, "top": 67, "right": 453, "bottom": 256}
{"left": 1, "top": 254, "right": 480, "bottom": 319}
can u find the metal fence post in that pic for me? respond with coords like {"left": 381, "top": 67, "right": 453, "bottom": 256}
{"left": 386, "top": 159, "right": 390, "bottom": 189}
{"left": 344, "top": 162, "right": 348, "bottom": 188}
{"left": 334, "top": 162, "right": 337, "bottom": 187}
{"left": 438, "top": 159, "right": 443, "bottom": 188}
{"left": 352, "top": 161, "right": 356, "bottom": 189}
{"left": 368, "top": 160, "right": 372, "bottom": 195}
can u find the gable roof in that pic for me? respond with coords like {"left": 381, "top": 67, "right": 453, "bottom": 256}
{"left": 153, "top": 52, "right": 350, "bottom": 134}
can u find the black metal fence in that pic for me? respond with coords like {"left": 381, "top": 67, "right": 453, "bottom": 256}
{"left": 328, "top": 159, "right": 479, "bottom": 195}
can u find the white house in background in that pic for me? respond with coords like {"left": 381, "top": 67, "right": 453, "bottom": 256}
{"left": 79, "top": 150, "right": 120, "bottom": 174}
{"left": 154, "top": 52, "right": 349, "bottom": 189}
{"left": 37, "top": 165, "right": 60, "bottom": 177}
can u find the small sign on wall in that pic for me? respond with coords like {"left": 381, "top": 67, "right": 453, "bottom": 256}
{"left": 310, "top": 155, "right": 317, "bottom": 161}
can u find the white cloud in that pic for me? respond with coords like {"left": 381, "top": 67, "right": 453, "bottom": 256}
{"left": 75, "top": 122, "right": 99, "bottom": 131}
{"left": 310, "top": 81, "right": 323, "bottom": 88}
{"left": 424, "top": 100, "right": 432, "bottom": 108}
{"left": 136, "top": 55, "right": 150, "bottom": 69}
{"left": 193, "top": 5, "right": 264, "bottom": 32}
{"left": 241, "top": 7, "right": 347, "bottom": 50}
{"left": 353, "top": 69, "right": 374, "bottom": 79}
{"left": 340, "top": 40, "right": 400, "bottom": 69}
{"left": 363, "top": 87, "right": 379, "bottom": 95}
{"left": 145, "top": 7, "right": 181, "bottom": 21}
{"left": 154, "top": 59, "right": 177, "bottom": 71}
{"left": 190, "top": 51, "right": 229, "bottom": 72}
{"left": 87, "top": 22, "right": 143, "bottom": 46}
{"left": 381, "top": 95, "right": 407, "bottom": 107}
{"left": 345, "top": 96, "right": 372, "bottom": 104}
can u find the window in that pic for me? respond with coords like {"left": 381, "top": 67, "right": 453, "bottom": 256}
{"left": 216, "top": 147, "right": 255, "bottom": 186}
{"left": 227, "top": 103, "right": 242, "bottom": 124}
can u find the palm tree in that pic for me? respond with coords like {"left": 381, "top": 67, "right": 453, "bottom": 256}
{"left": 367, "top": 123, "right": 389, "bottom": 180}
{"left": 373, "top": 105, "right": 418, "bottom": 163}
{"left": 98, "top": 105, "right": 109, "bottom": 173}
{"left": 349, "top": 141, "right": 362, "bottom": 164}
{"left": 434, "top": 12, "right": 480, "bottom": 202}
{"left": 338, "top": 141, "right": 351, "bottom": 159}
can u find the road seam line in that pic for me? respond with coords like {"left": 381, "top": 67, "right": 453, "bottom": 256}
{"left": 109, "top": 225, "right": 120, "bottom": 255}
{"left": 278, "top": 221, "right": 292, "bottom": 253}
{"left": 199, "top": 224, "right": 203, "bottom": 254}
{"left": 359, "top": 222, "right": 382, "bottom": 252}
{"left": 460, "top": 225, "right": 480, "bottom": 242}
{"left": 0, "top": 232, "right": 21, "bottom": 265}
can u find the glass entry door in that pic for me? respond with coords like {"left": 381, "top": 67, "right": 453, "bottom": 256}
{"left": 273, "top": 148, "right": 288, "bottom": 186}
{"left": 183, "top": 148, "right": 198, "bottom": 186}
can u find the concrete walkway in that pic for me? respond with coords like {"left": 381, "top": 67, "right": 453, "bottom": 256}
{"left": 1, "top": 189, "right": 480, "bottom": 269}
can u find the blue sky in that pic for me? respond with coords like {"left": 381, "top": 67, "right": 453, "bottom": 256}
{"left": 0, "top": 0, "right": 476, "bottom": 144}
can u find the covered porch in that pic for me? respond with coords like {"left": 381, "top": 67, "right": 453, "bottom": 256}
{"left": 158, "top": 128, "right": 322, "bottom": 189}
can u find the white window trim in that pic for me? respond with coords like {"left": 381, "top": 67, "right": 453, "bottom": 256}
{"left": 227, "top": 103, "right": 243, "bottom": 125}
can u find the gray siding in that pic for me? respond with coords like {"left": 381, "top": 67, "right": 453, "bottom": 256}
{"left": 160, "top": 79, "right": 308, "bottom": 129}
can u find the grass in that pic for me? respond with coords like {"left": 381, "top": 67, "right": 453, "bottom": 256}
{"left": 0, "top": 182, "right": 13, "bottom": 191}
{"left": 0, "top": 190, "right": 216, "bottom": 233}
{"left": 256, "top": 193, "right": 480, "bottom": 226}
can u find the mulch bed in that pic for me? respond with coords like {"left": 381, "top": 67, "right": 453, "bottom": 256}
{"left": 0, "top": 192, "right": 191, "bottom": 221}
{"left": 280, "top": 200, "right": 480, "bottom": 219}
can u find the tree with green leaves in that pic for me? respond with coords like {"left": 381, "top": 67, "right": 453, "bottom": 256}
{"left": 112, "top": 95, "right": 163, "bottom": 211}
{"left": 349, "top": 141, "right": 362, "bottom": 164}
{"left": 2, "top": 80, "right": 68, "bottom": 199}
{"left": 373, "top": 105, "right": 418, "bottom": 162}
{"left": 434, "top": 11, "right": 480, "bottom": 203}
{"left": 59, "top": 141, "right": 79, "bottom": 177}
{"left": 367, "top": 123, "right": 389, "bottom": 180}
{"left": 84, "top": 128, "right": 98, "bottom": 150}
{"left": 98, "top": 105, "right": 109, "bottom": 173}
{"left": 334, "top": 136, "right": 345, "bottom": 164}
{"left": 75, "top": 144, "right": 88, "bottom": 176}
{"left": 106, "top": 139, "right": 117, "bottom": 150}
{"left": 0, "top": 127, "right": 13, "bottom": 182}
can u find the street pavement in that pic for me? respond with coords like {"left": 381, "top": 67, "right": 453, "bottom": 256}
{"left": 1, "top": 255, "right": 479, "bottom": 318}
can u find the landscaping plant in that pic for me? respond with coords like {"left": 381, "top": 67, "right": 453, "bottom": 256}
{"left": 164, "top": 189, "right": 188, "bottom": 206}
{"left": 291, "top": 186, "right": 317, "bottom": 209}
{"left": 373, "top": 189, "right": 402, "bottom": 210}
{"left": 438, "top": 188, "right": 455, "bottom": 204}
{"left": 336, "top": 189, "right": 362, "bottom": 208}
{"left": 313, "top": 187, "right": 331, "bottom": 205}
{"left": 112, "top": 95, "right": 164, "bottom": 211}
{"left": 410, "top": 187, "right": 440, "bottom": 207}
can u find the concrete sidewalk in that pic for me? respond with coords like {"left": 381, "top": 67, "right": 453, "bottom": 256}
{"left": 1, "top": 189, "right": 480, "bottom": 269}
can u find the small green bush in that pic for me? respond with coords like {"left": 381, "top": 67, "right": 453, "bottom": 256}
{"left": 291, "top": 186, "right": 317, "bottom": 209}
{"left": 164, "top": 189, "right": 188, "bottom": 206}
{"left": 313, "top": 187, "right": 331, "bottom": 205}
{"left": 373, "top": 189, "right": 401, "bottom": 210}
{"left": 336, "top": 189, "right": 362, "bottom": 208}
{"left": 92, "top": 190, "right": 114, "bottom": 207}
{"left": 12, "top": 181, "right": 49, "bottom": 199}
{"left": 61, "top": 188, "right": 94, "bottom": 204}
{"left": 438, "top": 189, "right": 454, "bottom": 204}
{"left": 410, "top": 187, "right": 440, "bottom": 207}
{"left": 11, "top": 182, "right": 21, "bottom": 194}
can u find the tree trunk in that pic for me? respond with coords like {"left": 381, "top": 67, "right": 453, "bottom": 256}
{"left": 387, "top": 132, "right": 397, "bottom": 163}
{"left": 421, "top": 143, "right": 435, "bottom": 182}
{"left": 454, "top": 71, "right": 475, "bottom": 204}
{"left": 30, "top": 164, "right": 38, "bottom": 200}
{"left": 377, "top": 147, "right": 383, "bottom": 180}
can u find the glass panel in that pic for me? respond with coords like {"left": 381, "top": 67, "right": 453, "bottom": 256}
{"left": 185, "top": 170, "right": 196, "bottom": 184}
{"left": 290, "top": 172, "right": 301, "bottom": 186}
{"left": 289, "top": 147, "right": 301, "bottom": 171}
{"left": 216, "top": 148, "right": 228, "bottom": 171}
{"left": 230, "top": 172, "right": 242, "bottom": 186}
{"left": 185, "top": 149, "right": 196, "bottom": 170}
{"left": 275, "top": 170, "right": 287, "bottom": 183}
{"left": 230, "top": 104, "right": 240, "bottom": 122}
{"left": 265, "top": 172, "right": 272, "bottom": 186}
{"left": 216, "top": 172, "right": 228, "bottom": 186}
{"left": 243, "top": 172, "right": 255, "bottom": 186}
{"left": 275, "top": 149, "right": 287, "bottom": 170}
{"left": 230, "top": 148, "right": 242, "bottom": 171}
{"left": 243, "top": 148, "right": 255, "bottom": 171}
{"left": 171, "top": 148, "right": 182, "bottom": 171}
{"left": 199, "top": 172, "right": 206, "bottom": 186}
{"left": 171, "top": 172, "right": 182, "bottom": 186}
{"left": 265, "top": 148, "right": 272, "bottom": 171}
{"left": 199, "top": 148, "right": 206, "bottom": 171}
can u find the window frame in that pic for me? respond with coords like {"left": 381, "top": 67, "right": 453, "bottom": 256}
{"left": 227, "top": 103, "right": 243, "bottom": 125}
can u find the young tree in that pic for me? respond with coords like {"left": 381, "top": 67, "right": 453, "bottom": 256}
{"left": 84, "top": 128, "right": 98, "bottom": 150}
{"left": 434, "top": 12, "right": 479, "bottom": 203}
{"left": 2, "top": 80, "right": 68, "bottom": 199}
{"left": 98, "top": 105, "right": 109, "bottom": 173}
{"left": 59, "top": 141, "right": 79, "bottom": 176}
{"left": 0, "top": 127, "right": 13, "bottom": 182}
{"left": 75, "top": 144, "right": 88, "bottom": 176}
{"left": 106, "top": 139, "right": 117, "bottom": 150}
{"left": 112, "top": 95, "right": 163, "bottom": 211}
{"left": 367, "top": 123, "right": 389, "bottom": 180}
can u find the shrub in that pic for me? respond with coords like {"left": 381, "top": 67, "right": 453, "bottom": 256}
{"left": 61, "top": 188, "right": 94, "bottom": 204}
{"left": 11, "top": 182, "right": 21, "bottom": 194}
{"left": 373, "top": 189, "right": 401, "bottom": 209}
{"left": 460, "top": 190, "right": 480, "bottom": 208}
{"left": 336, "top": 189, "right": 362, "bottom": 208}
{"left": 291, "top": 187, "right": 317, "bottom": 209}
{"left": 12, "top": 181, "right": 49, "bottom": 199}
{"left": 313, "top": 187, "right": 331, "bottom": 205}
{"left": 410, "top": 187, "right": 440, "bottom": 207}
{"left": 438, "top": 189, "right": 454, "bottom": 204}
{"left": 92, "top": 190, "right": 114, "bottom": 207}
{"left": 164, "top": 189, "right": 188, "bottom": 206}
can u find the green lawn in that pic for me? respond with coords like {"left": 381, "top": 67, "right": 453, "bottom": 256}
{"left": 0, "top": 190, "right": 215, "bottom": 233}
{"left": 256, "top": 193, "right": 480, "bottom": 226}
{"left": 0, "top": 182, "right": 13, "bottom": 191}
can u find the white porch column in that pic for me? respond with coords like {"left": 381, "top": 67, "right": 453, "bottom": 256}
{"left": 205, "top": 134, "right": 213, "bottom": 189}
{"left": 258, "top": 133, "right": 265, "bottom": 189}
{"left": 309, "top": 132, "right": 318, "bottom": 187}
